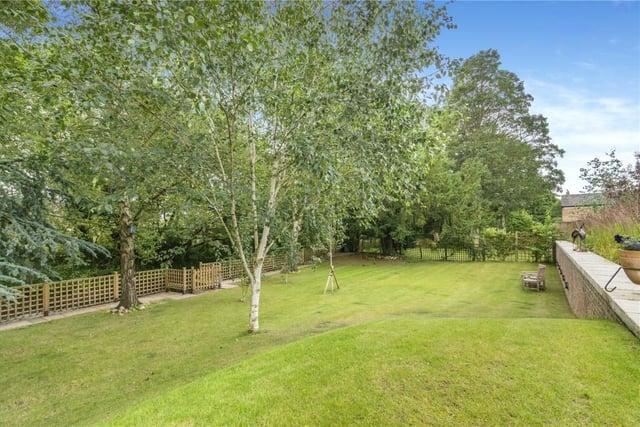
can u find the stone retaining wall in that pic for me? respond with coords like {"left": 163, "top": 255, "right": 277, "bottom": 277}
{"left": 556, "top": 241, "right": 640, "bottom": 339}
{"left": 556, "top": 247, "right": 618, "bottom": 321}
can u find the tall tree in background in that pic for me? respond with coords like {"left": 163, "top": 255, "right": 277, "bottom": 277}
{"left": 446, "top": 49, "right": 564, "bottom": 226}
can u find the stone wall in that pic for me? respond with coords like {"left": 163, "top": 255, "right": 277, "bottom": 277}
{"left": 555, "top": 241, "right": 640, "bottom": 338}
{"left": 561, "top": 206, "right": 596, "bottom": 223}
{"left": 556, "top": 249, "right": 618, "bottom": 321}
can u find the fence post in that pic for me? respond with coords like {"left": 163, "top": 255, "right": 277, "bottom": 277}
{"left": 43, "top": 281, "right": 50, "bottom": 316}
{"left": 419, "top": 246, "right": 423, "bottom": 260}
{"left": 215, "top": 262, "right": 222, "bottom": 289}
{"left": 515, "top": 231, "right": 519, "bottom": 262}
{"left": 182, "top": 268, "right": 187, "bottom": 294}
{"left": 113, "top": 272, "right": 120, "bottom": 302}
{"left": 164, "top": 268, "right": 169, "bottom": 292}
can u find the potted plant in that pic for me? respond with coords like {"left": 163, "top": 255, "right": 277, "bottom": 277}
{"left": 614, "top": 234, "right": 640, "bottom": 285}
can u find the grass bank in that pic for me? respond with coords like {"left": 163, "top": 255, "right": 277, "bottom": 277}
{"left": 1, "top": 258, "right": 638, "bottom": 426}
{"left": 107, "top": 318, "right": 640, "bottom": 426}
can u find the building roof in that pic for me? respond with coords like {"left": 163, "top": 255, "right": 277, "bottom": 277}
{"left": 560, "top": 193, "right": 604, "bottom": 208}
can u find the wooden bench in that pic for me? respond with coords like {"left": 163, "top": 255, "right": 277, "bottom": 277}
{"left": 521, "top": 264, "right": 546, "bottom": 291}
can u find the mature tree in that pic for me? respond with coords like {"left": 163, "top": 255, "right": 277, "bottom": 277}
{"left": 0, "top": 1, "right": 107, "bottom": 297}
{"left": 39, "top": 2, "right": 194, "bottom": 309}
{"left": 129, "top": 0, "right": 454, "bottom": 332}
{"left": 422, "top": 153, "right": 488, "bottom": 240}
{"left": 446, "top": 49, "right": 564, "bottom": 226}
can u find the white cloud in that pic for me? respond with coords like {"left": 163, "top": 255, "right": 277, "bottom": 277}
{"left": 525, "top": 79, "right": 640, "bottom": 194}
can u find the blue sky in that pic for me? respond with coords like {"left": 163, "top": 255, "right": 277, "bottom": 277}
{"left": 435, "top": 0, "right": 640, "bottom": 194}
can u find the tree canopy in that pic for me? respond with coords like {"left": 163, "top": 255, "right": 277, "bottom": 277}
{"left": 580, "top": 150, "right": 640, "bottom": 201}
{"left": 1, "top": 0, "right": 107, "bottom": 297}
{"left": 446, "top": 49, "right": 564, "bottom": 222}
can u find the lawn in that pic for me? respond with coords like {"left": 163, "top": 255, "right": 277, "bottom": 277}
{"left": 1, "top": 257, "right": 639, "bottom": 426}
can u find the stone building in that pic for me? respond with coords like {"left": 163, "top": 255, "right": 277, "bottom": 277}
{"left": 560, "top": 193, "right": 604, "bottom": 223}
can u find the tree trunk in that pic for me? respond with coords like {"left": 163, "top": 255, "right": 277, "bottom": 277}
{"left": 380, "top": 234, "right": 396, "bottom": 256}
{"left": 287, "top": 217, "right": 301, "bottom": 273}
{"left": 248, "top": 260, "right": 263, "bottom": 333}
{"left": 118, "top": 201, "right": 139, "bottom": 309}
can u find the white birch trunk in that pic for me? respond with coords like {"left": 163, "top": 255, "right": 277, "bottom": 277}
{"left": 248, "top": 221, "right": 271, "bottom": 332}
{"left": 246, "top": 142, "right": 280, "bottom": 332}
{"left": 249, "top": 260, "right": 263, "bottom": 332}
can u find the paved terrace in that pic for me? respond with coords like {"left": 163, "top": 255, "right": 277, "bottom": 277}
{"left": 557, "top": 241, "right": 640, "bottom": 339}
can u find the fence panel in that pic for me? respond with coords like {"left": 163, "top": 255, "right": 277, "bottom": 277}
{"left": 0, "top": 284, "right": 44, "bottom": 321}
{"left": 218, "top": 255, "right": 287, "bottom": 282}
{"left": 1, "top": 275, "right": 117, "bottom": 322}
{"left": 264, "top": 254, "right": 286, "bottom": 272}
{"left": 49, "top": 274, "right": 117, "bottom": 312}
{"left": 192, "top": 263, "right": 221, "bottom": 293}
{"left": 136, "top": 269, "right": 166, "bottom": 296}
{"left": 220, "top": 259, "right": 245, "bottom": 281}
{"left": 166, "top": 268, "right": 192, "bottom": 293}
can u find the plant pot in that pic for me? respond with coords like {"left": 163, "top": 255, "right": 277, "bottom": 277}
{"left": 619, "top": 249, "right": 640, "bottom": 285}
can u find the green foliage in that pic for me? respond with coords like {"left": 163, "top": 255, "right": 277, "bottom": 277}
{"left": 0, "top": 0, "right": 50, "bottom": 35}
{"left": 1, "top": 1, "right": 568, "bottom": 317}
{"left": 0, "top": 5, "right": 109, "bottom": 292}
{"left": 580, "top": 198, "right": 640, "bottom": 262}
{"left": 373, "top": 47, "right": 565, "bottom": 249}
{"left": 580, "top": 150, "right": 640, "bottom": 199}
{"left": 506, "top": 210, "right": 535, "bottom": 232}
{"left": 586, "top": 224, "right": 640, "bottom": 262}
{"left": 0, "top": 284, "right": 20, "bottom": 302}
{"left": 482, "top": 227, "right": 514, "bottom": 261}
{"left": 445, "top": 49, "right": 563, "bottom": 224}
{"left": 437, "top": 223, "right": 472, "bottom": 249}
{"left": 524, "top": 222, "right": 558, "bottom": 263}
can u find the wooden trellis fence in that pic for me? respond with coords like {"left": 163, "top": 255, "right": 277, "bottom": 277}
{"left": 1, "top": 254, "right": 289, "bottom": 323}
{"left": 192, "top": 262, "right": 222, "bottom": 293}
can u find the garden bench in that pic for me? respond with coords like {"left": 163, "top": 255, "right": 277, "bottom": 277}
{"left": 521, "top": 264, "right": 546, "bottom": 291}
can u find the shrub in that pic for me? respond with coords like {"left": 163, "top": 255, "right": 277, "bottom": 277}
{"left": 581, "top": 198, "right": 640, "bottom": 263}
{"left": 482, "top": 227, "right": 513, "bottom": 260}
{"left": 506, "top": 210, "right": 535, "bottom": 232}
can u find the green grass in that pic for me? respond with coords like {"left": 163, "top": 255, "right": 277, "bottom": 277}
{"left": 1, "top": 258, "right": 639, "bottom": 426}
